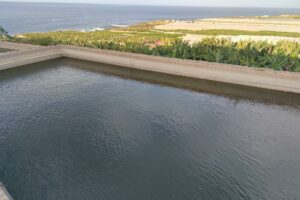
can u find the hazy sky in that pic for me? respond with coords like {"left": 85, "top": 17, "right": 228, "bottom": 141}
{"left": 1, "top": 0, "right": 299, "bottom": 8}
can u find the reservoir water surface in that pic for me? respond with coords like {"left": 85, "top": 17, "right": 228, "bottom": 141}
{"left": 0, "top": 59, "right": 299, "bottom": 200}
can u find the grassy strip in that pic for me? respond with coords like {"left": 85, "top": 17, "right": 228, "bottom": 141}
{"left": 156, "top": 29, "right": 300, "bottom": 38}
{"left": 116, "top": 20, "right": 170, "bottom": 32}
{"left": 17, "top": 30, "right": 181, "bottom": 46}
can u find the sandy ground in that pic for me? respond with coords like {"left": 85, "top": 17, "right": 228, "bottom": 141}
{"left": 199, "top": 18, "right": 300, "bottom": 26}
{"left": 182, "top": 34, "right": 300, "bottom": 44}
{"left": 155, "top": 18, "right": 300, "bottom": 33}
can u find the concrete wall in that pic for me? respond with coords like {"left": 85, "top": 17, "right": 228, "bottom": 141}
{"left": 0, "top": 183, "right": 12, "bottom": 200}
{"left": 0, "top": 41, "right": 300, "bottom": 99}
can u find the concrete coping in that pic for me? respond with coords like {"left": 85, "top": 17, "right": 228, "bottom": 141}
{"left": 0, "top": 41, "right": 40, "bottom": 51}
{"left": 0, "top": 183, "right": 13, "bottom": 200}
{"left": 0, "top": 41, "right": 300, "bottom": 102}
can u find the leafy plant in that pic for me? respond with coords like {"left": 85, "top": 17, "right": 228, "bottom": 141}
{"left": 0, "top": 26, "right": 9, "bottom": 39}
{"left": 11, "top": 29, "right": 300, "bottom": 72}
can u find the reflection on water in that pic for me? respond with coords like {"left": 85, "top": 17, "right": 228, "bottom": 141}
{"left": 0, "top": 60, "right": 300, "bottom": 200}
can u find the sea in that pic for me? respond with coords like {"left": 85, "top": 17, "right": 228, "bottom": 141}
{"left": 0, "top": 2, "right": 300, "bottom": 34}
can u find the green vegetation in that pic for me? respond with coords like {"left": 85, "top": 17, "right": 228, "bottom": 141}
{"left": 4, "top": 20, "right": 300, "bottom": 72}
{"left": 16, "top": 30, "right": 180, "bottom": 46}
{"left": 157, "top": 29, "right": 300, "bottom": 38}
{"left": 117, "top": 20, "right": 170, "bottom": 32}
{"left": 11, "top": 29, "right": 300, "bottom": 72}
{"left": 116, "top": 20, "right": 300, "bottom": 38}
{"left": 0, "top": 26, "right": 10, "bottom": 39}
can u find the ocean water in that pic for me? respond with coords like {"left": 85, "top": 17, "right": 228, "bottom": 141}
{"left": 1, "top": 2, "right": 300, "bottom": 34}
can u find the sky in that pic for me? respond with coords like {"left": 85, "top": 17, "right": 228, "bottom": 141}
{"left": 1, "top": 0, "right": 300, "bottom": 8}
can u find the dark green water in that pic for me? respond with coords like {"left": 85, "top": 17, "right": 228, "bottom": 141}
{"left": 0, "top": 59, "right": 300, "bottom": 200}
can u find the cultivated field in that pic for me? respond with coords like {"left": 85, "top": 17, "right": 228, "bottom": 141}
{"left": 182, "top": 34, "right": 300, "bottom": 44}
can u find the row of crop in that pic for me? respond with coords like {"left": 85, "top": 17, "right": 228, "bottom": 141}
{"left": 12, "top": 31, "right": 300, "bottom": 71}
{"left": 160, "top": 29, "right": 300, "bottom": 38}
{"left": 18, "top": 30, "right": 180, "bottom": 46}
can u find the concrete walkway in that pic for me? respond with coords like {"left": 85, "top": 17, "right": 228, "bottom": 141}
{"left": 0, "top": 41, "right": 300, "bottom": 99}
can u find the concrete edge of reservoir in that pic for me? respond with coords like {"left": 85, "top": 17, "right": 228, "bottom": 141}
{"left": 1, "top": 41, "right": 300, "bottom": 100}
{"left": 0, "top": 183, "right": 13, "bottom": 200}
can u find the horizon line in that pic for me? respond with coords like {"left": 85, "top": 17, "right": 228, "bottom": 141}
{"left": 0, "top": 0, "right": 300, "bottom": 9}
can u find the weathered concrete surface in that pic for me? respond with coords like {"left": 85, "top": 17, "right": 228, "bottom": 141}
{"left": 0, "top": 183, "right": 12, "bottom": 200}
{"left": 0, "top": 45, "right": 63, "bottom": 71}
{"left": 63, "top": 46, "right": 300, "bottom": 95}
{"left": 0, "top": 41, "right": 39, "bottom": 51}
{"left": 0, "top": 48, "right": 13, "bottom": 53}
{"left": 0, "top": 41, "right": 300, "bottom": 96}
